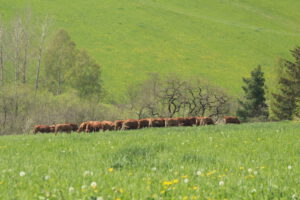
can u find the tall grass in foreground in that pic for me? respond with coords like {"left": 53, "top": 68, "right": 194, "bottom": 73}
{"left": 0, "top": 122, "right": 299, "bottom": 199}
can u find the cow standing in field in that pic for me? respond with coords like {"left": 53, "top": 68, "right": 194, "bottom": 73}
{"left": 165, "top": 118, "right": 179, "bottom": 127}
{"left": 197, "top": 117, "right": 215, "bottom": 126}
{"left": 101, "top": 121, "right": 115, "bottom": 131}
{"left": 176, "top": 117, "right": 194, "bottom": 126}
{"left": 150, "top": 118, "right": 165, "bottom": 128}
{"left": 49, "top": 125, "right": 56, "bottom": 133}
{"left": 86, "top": 121, "right": 102, "bottom": 132}
{"left": 122, "top": 119, "right": 139, "bottom": 130}
{"left": 114, "top": 120, "right": 124, "bottom": 131}
{"left": 55, "top": 123, "right": 77, "bottom": 134}
{"left": 78, "top": 122, "right": 89, "bottom": 133}
{"left": 223, "top": 116, "right": 240, "bottom": 124}
{"left": 138, "top": 118, "right": 151, "bottom": 129}
{"left": 33, "top": 125, "right": 52, "bottom": 134}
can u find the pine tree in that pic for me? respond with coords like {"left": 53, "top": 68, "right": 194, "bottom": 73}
{"left": 271, "top": 46, "right": 300, "bottom": 120}
{"left": 237, "top": 65, "right": 268, "bottom": 121}
{"left": 44, "top": 29, "right": 77, "bottom": 95}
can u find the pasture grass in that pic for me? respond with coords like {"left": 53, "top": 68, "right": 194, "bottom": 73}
{"left": 1, "top": 0, "right": 300, "bottom": 101}
{"left": 0, "top": 121, "right": 299, "bottom": 199}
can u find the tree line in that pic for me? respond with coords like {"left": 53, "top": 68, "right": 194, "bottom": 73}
{"left": 0, "top": 12, "right": 299, "bottom": 135}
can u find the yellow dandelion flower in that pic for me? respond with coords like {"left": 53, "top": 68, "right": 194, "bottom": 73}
{"left": 192, "top": 196, "right": 197, "bottom": 200}
{"left": 181, "top": 175, "right": 188, "bottom": 178}
{"left": 160, "top": 190, "right": 166, "bottom": 194}
{"left": 193, "top": 186, "right": 198, "bottom": 190}
{"left": 115, "top": 198, "right": 121, "bottom": 200}
{"left": 183, "top": 196, "right": 188, "bottom": 200}
{"left": 163, "top": 181, "right": 173, "bottom": 186}
{"left": 173, "top": 179, "right": 179, "bottom": 184}
{"left": 108, "top": 168, "right": 114, "bottom": 172}
{"left": 239, "top": 166, "right": 244, "bottom": 170}
{"left": 206, "top": 170, "right": 216, "bottom": 176}
{"left": 119, "top": 188, "right": 124, "bottom": 193}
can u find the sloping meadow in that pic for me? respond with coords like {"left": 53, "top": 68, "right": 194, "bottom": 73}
{"left": 0, "top": 121, "right": 299, "bottom": 199}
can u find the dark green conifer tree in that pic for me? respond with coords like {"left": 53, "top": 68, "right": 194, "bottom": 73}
{"left": 271, "top": 46, "right": 300, "bottom": 120}
{"left": 237, "top": 65, "right": 268, "bottom": 121}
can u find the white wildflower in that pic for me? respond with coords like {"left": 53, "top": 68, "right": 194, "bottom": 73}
{"left": 251, "top": 188, "right": 257, "bottom": 193}
{"left": 196, "top": 170, "right": 202, "bottom": 176}
{"left": 219, "top": 181, "right": 224, "bottom": 186}
{"left": 91, "top": 181, "right": 97, "bottom": 188}
{"left": 253, "top": 171, "right": 258, "bottom": 175}
{"left": 69, "top": 187, "right": 74, "bottom": 193}
{"left": 83, "top": 170, "right": 93, "bottom": 176}
{"left": 19, "top": 171, "right": 26, "bottom": 177}
{"left": 184, "top": 178, "right": 189, "bottom": 183}
{"left": 248, "top": 168, "right": 253, "bottom": 173}
{"left": 151, "top": 167, "right": 157, "bottom": 171}
{"left": 44, "top": 175, "right": 50, "bottom": 180}
{"left": 288, "top": 165, "right": 292, "bottom": 170}
{"left": 97, "top": 197, "right": 104, "bottom": 200}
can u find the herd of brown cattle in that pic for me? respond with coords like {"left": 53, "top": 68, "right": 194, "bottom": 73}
{"left": 33, "top": 116, "right": 240, "bottom": 134}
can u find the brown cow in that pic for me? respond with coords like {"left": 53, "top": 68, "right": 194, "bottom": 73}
{"left": 186, "top": 117, "right": 197, "bottom": 126}
{"left": 150, "top": 118, "right": 165, "bottom": 128}
{"left": 224, "top": 116, "right": 240, "bottom": 124}
{"left": 86, "top": 121, "right": 103, "bottom": 132}
{"left": 176, "top": 117, "right": 195, "bottom": 126}
{"left": 102, "top": 121, "right": 115, "bottom": 131}
{"left": 69, "top": 123, "right": 78, "bottom": 131}
{"left": 138, "top": 118, "right": 151, "bottom": 129}
{"left": 122, "top": 119, "right": 139, "bottom": 130}
{"left": 49, "top": 125, "right": 56, "bottom": 133}
{"left": 78, "top": 122, "right": 89, "bottom": 132}
{"left": 197, "top": 117, "right": 215, "bottom": 126}
{"left": 114, "top": 120, "right": 124, "bottom": 131}
{"left": 165, "top": 118, "right": 179, "bottom": 127}
{"left": 55, "top": 123, "right": 75, "bottom": 134}
{"left": 33, "top": 125, "right": 51, "bottom": 134}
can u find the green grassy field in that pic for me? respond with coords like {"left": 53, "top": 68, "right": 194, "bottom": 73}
{"left": 0, "top": 122, "right": 299, "bottom": 199}
{"left": 1, "top": 0, "right": 300, "bottom": 101}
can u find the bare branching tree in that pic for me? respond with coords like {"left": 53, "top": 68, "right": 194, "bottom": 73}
{"left": 128, "top": 74, "right": 232, "bottom": 119}
{"left": 35, "top": 16, "right": 51, "bottom": 94}
{"left": 0, "top": 18, "right": 5, "bottom": 85}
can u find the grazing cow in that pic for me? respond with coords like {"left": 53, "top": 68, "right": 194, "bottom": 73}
{"left": 186, "top": 117, "right": 197, "bottom": 126}
{"left": 49, "top": 125, "right": 56, "bottom": 133}
{"left": 114, "top": 120, "right": 124, "bottom": 131}
{"left": 78, "top": 122, "right": 89, "bottom": 132}
{"left": 224, "top": 116, "right": 240, "bottom": 124}
{"left": 86, "top": 121, "right": 103, "bottom": 132}
{"left": 165, "top": 118, "right": 179, "bottom": 127}
{"left": 69, "top": 123, "right": 78, "bottom": 131}
{"left": 197, "top": 117, "right": 215, "bottom": 126}
{"left": 122, "top": 119, "right": 139, "bottom": 130}
{"left": 101, "top": 121, "right": 115, "bottom": 131}
{"left": 150, "top": 118, "right": 165, "bottom": 128}
{"left": 55, "top": 123, "right": 75, "bottom": 134}
{"left": 33, "top": 125, "right": 51, "bottom": 134}
{"left": 176, "top": 117, "right": 194, "bottom": 126}
{"left": 138, "top": 118, "right": 151, "bottom": 129}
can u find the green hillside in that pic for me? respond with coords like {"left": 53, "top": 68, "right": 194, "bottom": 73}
{"left": 1, "top": 0, "right": 300, "bottom": 101}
